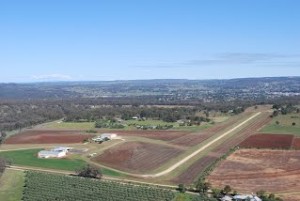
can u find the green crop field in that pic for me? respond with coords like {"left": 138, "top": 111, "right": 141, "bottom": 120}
{"left": 23, "top": 171, "right": 176, "bottom": 201}
{"left": 260, "top": 114, "right": 300, "bottom": 135}
{"left": 0, "top": 149, "right": 86, "bottom": 171}
{"left": 0, "top": 169, "right": 25, "bottom": 201}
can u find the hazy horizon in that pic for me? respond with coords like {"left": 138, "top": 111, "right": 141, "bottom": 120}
{"left": 1, "top": 0, "right": 299, "bottom": 82}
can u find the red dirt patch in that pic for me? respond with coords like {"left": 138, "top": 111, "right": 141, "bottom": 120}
{"left": 239, "top": 134, "right": 294, "bottom": 149}
{"left": 99, "top": 130, "right": 190, "bottom": 141}
{"left": 292, "top": 137, "right": 300, "bottom": 149}
{"left": 207, "top": 149, "right": 300, "bottom": 201}
{"left": 92, "top": 141, "right": 184, "bottom": 173}
{"left": 5, "top": 130, "right": 95, "bottom": 144}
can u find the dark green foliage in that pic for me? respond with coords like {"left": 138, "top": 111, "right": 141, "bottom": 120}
{"left": 195, "top": 179, "right": 211, "bottom": 194}
{"left": 0, "top": 131, "right": 6, "bottom": 144}
{"left": 23, "top": 171, "right": 175, "bottom": 201}
{"left": 76, "top": 165, "right": 102, "bottom": 179}
{"left": 0, "top": 157, "right": 8, "bottom": 174}
{"left": 177, "top": 184, "right": 186, "bottom": 193}
{"left": 95, "top": 119, "right": 125, "bottom": 129}
{"left": 222, "top": 185, "right": 231, "bottom": 194}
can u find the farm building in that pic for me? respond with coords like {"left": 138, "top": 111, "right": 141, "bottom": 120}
{"left": 38, "top": 146, "right": 71, "bottom": 158}
{"left": 92, "top": 133, "right": 118, "bottom": 142}
{"left": 101, "top": 133, "right": 117, "bottom": 139}
{"left": 220, "top": 195, "right": 262, "bottom": 201}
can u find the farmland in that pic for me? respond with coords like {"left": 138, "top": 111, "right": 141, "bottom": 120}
{"left": 23, "top": 171, "right": 176, "bottom": 201}
{"left": 0, "top": 169, "right": 25, "bottom": 201}
{"left": 239, "top": 133, "right": 295, "bottom": 149}
{"left": 4, "top": 130, "right": 95, "bottom": 144}
{"left": 260, "top": 114, "right": 300, "bottom": 135}
{"left": 92, "top": 142, "right": 184, "bottom": 174}
{"left": 207, "top": 149, "right": 300, "bottom": 201}
{"left": 0, "top": 149, "right": 86, "bottom": 171}
{"left": 292, "top": 137, "right": 300, "bottom": 149}
{"left": 172, "top": 112, "right": 271, "bottom": 184}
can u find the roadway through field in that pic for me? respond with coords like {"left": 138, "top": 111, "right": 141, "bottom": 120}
{"left": 141, "top": 112, "right": 261, "bottom": 178}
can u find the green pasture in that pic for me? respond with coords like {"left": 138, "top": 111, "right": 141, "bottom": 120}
{"left": 260, "top": 114, "right": 300, "bottom": 135}
{"left": 0, "top": 149, "right": 86, "bottom": 171}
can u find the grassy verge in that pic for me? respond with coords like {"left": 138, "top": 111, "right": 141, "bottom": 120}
{"left": 0, "top": 169, "right": 25, "bottom": 201}
{"left": 44, "top": 121, "right": 95, "bottom": 130}
{"left": 0, "top": 149, "right": 86, "bottom": 171}
{"left": 101, "top": 167, "right": 124, "bottom": 177}
{"left": 260, "top": 114, "right": 300, "bottom": 135}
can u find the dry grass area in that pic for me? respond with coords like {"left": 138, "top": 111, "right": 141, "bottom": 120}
{"left": 207, "top": 149, "right": 300, "bottom": 201}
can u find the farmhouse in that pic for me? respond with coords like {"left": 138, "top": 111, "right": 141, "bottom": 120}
{"left": 92, "top": 133, "right": 118, "bottom": 143}
{"left": 101, "top": 133, "right": 117, "bottom": 139}
{"left": 38, "top": 146, "right": 71, "bottom": 158}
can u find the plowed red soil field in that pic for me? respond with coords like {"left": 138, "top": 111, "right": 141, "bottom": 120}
{"left": 239, "top": 134, "right": 294, "bottom": 149}
{"left": 92, "top": 141, "right": 184, "bottom": 173}
{"left": 99, "top": 130, "right": 190, "bottom": 141}
{"left": 208, "top": 149, "right": 300, "bottom": 201}
{"left": 5, "top": 130, "right": 94, "bottom": 144}
{"left": 292, "top": 137, "right": 300, "bottom": 149}
{"left": 172, "top": 113, "right": 271, "bottom": 184}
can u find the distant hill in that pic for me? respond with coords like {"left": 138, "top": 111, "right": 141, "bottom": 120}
{"left": 1, "top": 77, "right": 300, "bottom": 100}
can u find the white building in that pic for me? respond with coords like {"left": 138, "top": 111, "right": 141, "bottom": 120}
{"left": 232, "top": 195, "right": 262, "bottom": 201}
{"left": 38, "top": 146, "right": 71, "bottom": 158}
{"left": 100, "top": 133, "right": 117, "bottom": 139}
{"left": 92, "top": 133, "right": 118, "bottom": 143}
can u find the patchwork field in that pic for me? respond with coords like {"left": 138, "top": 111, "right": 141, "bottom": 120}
{"left": 5, "top": 130, "right": 95, "bottom": 144}
{"left": 92, "top": 141, "right": 184, "bottom": 174}
{"left": 207, "top": 149, "right": 300, "bottom": 201}
{"left": 173, "top": 113, "right": 271, "bottom": 184}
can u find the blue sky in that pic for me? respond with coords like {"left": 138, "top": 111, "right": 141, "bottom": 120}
{"left": 1, "top": 0, "right": 299, "bottom": 82}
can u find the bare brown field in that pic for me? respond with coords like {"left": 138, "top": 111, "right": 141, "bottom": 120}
{"left": 5, "top": 130, "right": 94, "bottom": 144}
{"left": 92, "top": 141, "right": 184, "bottom": 174}
{"left": 207, "top": 149, "right": 300, "bottom": 201}
{"left": 172, "top": 113, "right": 271, "bottom": 184}
{"left": 240, "top": 133, "right": 294, "bottom": 149}
{"left": 292, "top": 137, "right": 300, "bottom": 149}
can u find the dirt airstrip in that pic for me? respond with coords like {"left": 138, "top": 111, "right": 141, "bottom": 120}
{"left": 207, "top": 149, "right": 300, "bottom": 201}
